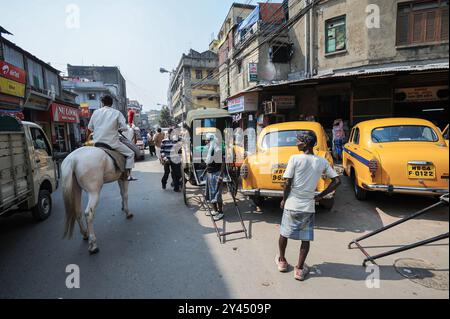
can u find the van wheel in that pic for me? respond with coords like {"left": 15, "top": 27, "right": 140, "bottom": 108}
{"left": 32, "top": 190, "right": 52, "bottom": 222}
{"left": 319, "top": 198, "right": 335, "bottom": 211}
{"left": 353, "top": 174, "right": 367, "bottom": 201}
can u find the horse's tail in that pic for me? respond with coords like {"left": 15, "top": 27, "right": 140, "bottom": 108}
{"left": 62, "top": 157, "right": 80, "bottom": 239}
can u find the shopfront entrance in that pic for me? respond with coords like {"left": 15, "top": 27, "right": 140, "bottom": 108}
{"left": 50, "top": 102, "right": 80, "bottom": 153}
{"left": 394, "top": 86, "right": 449, "bottom": 130}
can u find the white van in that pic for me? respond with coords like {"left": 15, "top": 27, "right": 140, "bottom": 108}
{"left": 0, "top": 115, "right": 58, "bottom": 221}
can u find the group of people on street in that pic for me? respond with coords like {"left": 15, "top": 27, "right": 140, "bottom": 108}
{"left": 87, "top": 95, "right": 343, "bottom": 281}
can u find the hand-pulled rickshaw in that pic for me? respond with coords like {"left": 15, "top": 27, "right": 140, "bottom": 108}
{"left": 181, "top": 108, "right": 248, "bottom": 243}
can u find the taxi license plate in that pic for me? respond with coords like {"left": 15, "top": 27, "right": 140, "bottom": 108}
{"left": 407, "top": 165, "right": 436, "bottom": 180}
{"left": 272, "top": 169, "right": 286, "bottom": 184}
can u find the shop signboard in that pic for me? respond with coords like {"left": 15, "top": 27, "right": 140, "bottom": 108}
{"left": 395, "top": 86, "right": 449, "bottom": 103}
{"left": 0, "top": 61, "right": 27, "bottom": 84}
{"left": 248, "top": 63, "right": 258, "bottom": 82}
{"left": 272, "top": 96, "right": 296, "bottom": 110}
{"left": 52, "top": 103, "right": 80, "bottom": 123}
{"left": 0, "top": 77, "right": 26, "bottom": 98}
{"left": 227, "top": 93, "right": 258, "bottom": 114}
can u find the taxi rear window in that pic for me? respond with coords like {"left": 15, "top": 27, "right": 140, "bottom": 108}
{"left": 262, "top": 130, "right": 317, "bottom": 148}
{"left": 371, "top": 125, "right": 438, "bottom": 143}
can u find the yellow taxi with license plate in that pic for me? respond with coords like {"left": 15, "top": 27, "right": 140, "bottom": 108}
{"left": 343, "top": 118, "right": 449, "bottom": 200}
{"left": 240, "top": 122, "right": 336, "bottom": 209}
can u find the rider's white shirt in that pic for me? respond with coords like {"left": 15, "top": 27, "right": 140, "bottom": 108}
{"left": 88, "top": 106, "right": 128, "bottom": 148}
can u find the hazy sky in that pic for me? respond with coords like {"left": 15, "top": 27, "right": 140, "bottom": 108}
{"left": 1, "top": 0, "right": 262, "bottom": 111}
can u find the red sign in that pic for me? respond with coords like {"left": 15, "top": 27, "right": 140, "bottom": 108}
{"left": 51, "top": 103, "right": 80, "bottom": 123}
{"left": 0, "top": 61, "right": 27, "bottom": 84}
{"left": 0, "top": 110, "right": 24, "bottom": 120}
{"left": 80, "top": 107, "right": 91, "bottom": 118}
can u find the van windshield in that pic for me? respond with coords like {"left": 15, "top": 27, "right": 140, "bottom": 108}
{"left": 262, "top": 130, "right": 317, "bottom": 148}
{"left": 372, "top": 125, "right": 438, "bottom": 143}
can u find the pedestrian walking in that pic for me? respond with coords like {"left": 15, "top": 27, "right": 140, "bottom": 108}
{"left": 277, "top": 132, "right": 341, "bottom": 281}
{"left": 203, "top": 133, "right": 225, "bottom": 221}
{"left": 160, "top": 129, "right": 182, "bottom": 192}
{"left": 148, "top": 130, "right": 156, "bottom": 157}
{"left": 332, "top": 119, "right": 345, "bottom": 162}
{"left": 153, "top": 128, "right": 165, "bottom": 162}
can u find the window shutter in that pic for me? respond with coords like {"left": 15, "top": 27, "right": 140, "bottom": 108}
{"left": 412, "top": 12, "right": 425, "bottom": 42}
{"left": 425, "top": 11, "right": 437, "bottom": 41}
{"left": 441, "top": 7, "right": 449, "bottom": 40}
{"left": 397, "top": 14, "right": 410, "bottom": 44}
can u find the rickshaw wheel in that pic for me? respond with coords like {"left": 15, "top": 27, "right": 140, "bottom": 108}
{"left": 182, "top": 167, "right": 188, "bottom": 206}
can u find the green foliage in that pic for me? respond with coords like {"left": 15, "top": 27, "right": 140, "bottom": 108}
{"left": 158, "top": 106, "right": 176, "bottom": 127}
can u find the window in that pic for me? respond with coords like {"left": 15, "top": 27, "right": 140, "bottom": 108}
{"left": 195, "top": 70, "right": 203, "bottom": 80}
{"left": 30, "top": 127, "right": 51, "bottom": 156}
{"left": 207, "top": 70, "right": 214, "bottom": 79}
{"left": 262, "top": 130, "right": 317, "bottom": 149}
{"left": 237, "top": 62, "right": 242, "bottom": 74}
{"left": 372, "top": 126, "right": 439, "bottom": 143}
{"left": 353, "top": 128, "right": 360, "bottom": 145}
{"left": 326, "top": 15, "right": 346, "bottom": 54}
{"left": 44, "top": 69, "right": 60, "bottom": 96}
{"left": 269, "top": 44, "right": 292, "bottom": 63}
{"left": 26, "top": 58, "right": 44, "bottom": 90}
{"left": 396, "top": 0, "right": 449, "bottom": 45}
{"left": 2, "top": 44, "right": 24, "bottom": 69}
{"left": 88, "top": 93, "right": 97, "bottom": 100}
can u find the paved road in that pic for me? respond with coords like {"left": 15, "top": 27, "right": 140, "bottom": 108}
{"left": 0, "top": 152, "right": 448, "bottom": 299}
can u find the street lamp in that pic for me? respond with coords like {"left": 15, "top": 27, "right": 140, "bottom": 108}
{"left": 159, "top": 68, "right": 173, "bottom": 74}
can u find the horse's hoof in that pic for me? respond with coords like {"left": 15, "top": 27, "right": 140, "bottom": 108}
{"left": 89, "top": 247, "right": 100, "bottom": 255}
{"left": 126, "top": 214, "right": 134, "bottom": 220}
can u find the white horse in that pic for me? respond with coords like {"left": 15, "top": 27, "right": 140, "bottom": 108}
{"left": 62, "top": 147, "right": 133, "bottom": 254}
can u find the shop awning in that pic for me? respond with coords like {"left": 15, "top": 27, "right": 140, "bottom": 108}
{"left": 258, "top": 61, "right": 449, "bottom": 89}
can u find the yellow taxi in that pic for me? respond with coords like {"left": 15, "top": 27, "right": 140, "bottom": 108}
{"left": 343, "top": 118, "right": 449, "bottom": 200}
{"left": 240, "top": 122, "right": 336, "bottom": 209}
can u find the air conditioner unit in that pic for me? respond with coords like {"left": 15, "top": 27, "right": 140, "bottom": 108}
{"left": 264, "top": 101, "right": 277, "bottom": 115}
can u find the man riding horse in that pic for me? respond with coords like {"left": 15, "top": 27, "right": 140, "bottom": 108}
{"left": 88, "top": 95, "right": 135, "bottom": 178}
{"left": 62, "top": 95, "right": 135, "bottom": 254}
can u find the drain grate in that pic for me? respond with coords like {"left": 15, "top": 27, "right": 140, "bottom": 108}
{"left": 394, "top": 258, "right": 449, "bottom": 291}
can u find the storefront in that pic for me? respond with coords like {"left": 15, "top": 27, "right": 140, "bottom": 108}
{"left": 50, "top": 102, "right": 80, "bottom": 152}
{"left": 0, "top": 60, "right": 26, "bottom": 117}
{"left": 227, "top": 92, "right": 259, "bottom": 154}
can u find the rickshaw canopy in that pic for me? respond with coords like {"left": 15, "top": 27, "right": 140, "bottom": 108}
{"left": 185, "top": 108, "right": 231, "bottom": 128}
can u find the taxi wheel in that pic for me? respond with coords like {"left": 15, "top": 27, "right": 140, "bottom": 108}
{"left": 353, "top": 174, "right": 367, "bottom": 201}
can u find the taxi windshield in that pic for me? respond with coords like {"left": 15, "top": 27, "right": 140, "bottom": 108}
{"left": 262, "top": 130, "right": 317, "bottom": 148}
{"left": 372, "top": 125, "right": 439, "bottom": 143}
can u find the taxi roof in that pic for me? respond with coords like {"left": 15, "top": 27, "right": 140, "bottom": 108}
{"left": 262, "top": 121, "right": 324, "bottom": 133}
{"left": 356, "top": 118, "right": 438, "bottom": 129}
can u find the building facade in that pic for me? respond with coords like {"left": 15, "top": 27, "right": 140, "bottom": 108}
{"left": 279, "top": 0, "right": 449, "bottom": 130}
{"left": 1, "top": 30, "right": 81, "bottom": 153}
{"left": 62, "top": 77, "right": 120, "bottom": 142}
{"left": 168, "top": 49, "right": 220, "bottom": 122}
{"left": 214, "top": 2, "right": 291, "bottom": 133}
{"left": 67, "top": 65, "right": 128, "bottom": 117}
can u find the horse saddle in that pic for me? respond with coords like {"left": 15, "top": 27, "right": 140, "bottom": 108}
{"left": 94, "top": 143, "right": 126, "bottom": 173}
